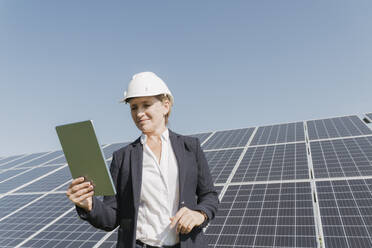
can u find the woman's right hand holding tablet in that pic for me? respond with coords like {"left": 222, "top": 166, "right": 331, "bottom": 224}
{"left": 66, "top": 177, "right": 94, "bottom": 212}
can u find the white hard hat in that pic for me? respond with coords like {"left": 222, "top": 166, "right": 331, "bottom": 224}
{"left": 120, "top": 71, "right": 174, "bottom": 105}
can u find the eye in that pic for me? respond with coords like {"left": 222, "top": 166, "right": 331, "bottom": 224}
{"left": 131, "top": 106, "right": 137, "bottom": 111}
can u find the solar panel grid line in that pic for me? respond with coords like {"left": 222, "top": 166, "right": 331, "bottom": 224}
{"left": 218, "top": 127, "right": 258, "bottom": 201}
{"left": 200, "top": 131, "right": 215, "bottom": 146}
{"left": 0, "top": 154, "right": 28, "bottom": 167}
{"left": 0, "top": 165, "right": 66, "bottom": 199}
{"left": 14, "top": 207, "right": 75, "bottom": 248}
{"left": 0, "top": 155, "right": 20, "bottom": 165}
{"left": 92, "top": 229, "right": 117, "bottom": 248}
{"left": 0, "top": 187, "right": 67, "bottom": 223}
{"left": 15, "top": 165, "right": 72, "bottom": 193}
{"left": 204, "top": 146, "right": 245, "bottom": 152}
{"left": 0, "top": 166, "right": 42, "bottom": 184}
{"left": 0, "top": 152, "right": 51, "bottom": 170}
{"left": 11, "top": 150, "right": 64, "bottom": 169}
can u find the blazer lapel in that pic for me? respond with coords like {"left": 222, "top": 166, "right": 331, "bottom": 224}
{"left": 169, "top": 130, "right": 186, "bottom": 206}
{"left": 130, "top": 139, "right": 143, "bottom": 210}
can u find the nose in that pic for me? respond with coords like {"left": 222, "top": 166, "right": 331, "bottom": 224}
{"left": 136, "top": 107, "right": 145, "bottom": 119}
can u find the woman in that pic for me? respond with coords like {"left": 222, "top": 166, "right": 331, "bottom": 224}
{"left": 66, "top": 72, "right": 218, "bottom": 248}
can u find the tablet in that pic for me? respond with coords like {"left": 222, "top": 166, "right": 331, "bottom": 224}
{"left": 56, "top": 120, "right": 116, "bottom": 196}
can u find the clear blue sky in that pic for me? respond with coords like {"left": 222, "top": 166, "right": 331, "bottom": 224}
{"left": 1, "top": 1, "right": 371, "bottom": 156}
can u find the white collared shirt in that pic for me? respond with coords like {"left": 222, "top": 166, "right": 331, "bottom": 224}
{"left": 136, "top": 129, "right": 180, "bottom": 246}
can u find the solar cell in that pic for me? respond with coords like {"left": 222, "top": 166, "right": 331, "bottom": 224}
{"left": 99, "top": 231, "right": 118, "bottom": 248}
{"left": 0, "top": 168, "right": 27, "bottom": 182}
{"left": 0, "top": 152, "right": 48, "bottom": 170}
{"left": 250, "top": 122, "right": 305, "bottom": 146}
{"left": 0, "top": 194, "right": 42, "bottom": 219}
{"left": 20, "top": 210, "right": 110, "bottom": 248}
{"left": 307, "top": 116, "right": 372, "bottom": 140}
{"left": 204, "top": 149, "right": 243, "bottom": 184}
{"left": 205, "top": 182, "right": 317, "bottom": 247}
{"left": 44, "top": 154, "right": 66, "bottom": 165}
{"left": 316, "top": 179, "right": 372, "bottom": 248}
{"left": 188, "top": 132, "right": 213, "bottom": 144}
{"left": 311, "top": 136, "right": 372, "bottom": 179}
{"left": 0, "top": 165, "right": 61, "bottom": 194}
{"left": 232, "top": 143, "right": 309, "bottom": 183}
{"left": 0, "top": 155, "right": 25, "bottom": 166}
{"left": 15, "top": 166, "right": 71, "bottom": 193}
{"left": 202, "top": 128, "right": 255, "bottom": 150}
{"left": 0, "top": 193, "right": 72, "bottom": 247}
{"left": 13, "top": 151, "right": 64, "bottom": 168}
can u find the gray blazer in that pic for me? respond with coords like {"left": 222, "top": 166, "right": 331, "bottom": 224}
{"left": 77, "top": 130, "right": 219, "bottom": 248}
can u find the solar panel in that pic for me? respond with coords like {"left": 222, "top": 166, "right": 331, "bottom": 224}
{"left": 102, "top": 142, "right": 129, "bottom": 159}
{"left": 202, "top": 128, "right": 255, "bottom": 150}
{"left": 2, "top": 113, "right": 372, "bottom": 247}
{"left": 0, "top": 168, "right": 27, "bottom": 182}
{"left": 205, "top": 182, "right": 317, "bottom": 247}
{"left": 0, "top": 152, "right": 48, "bottom": 170}
{"left": 14, "top": 151, "right": 64, "bottom": 168}
{"left": 20, "top": 210, "right": 111, "bottom": 248}
{"left": 0, "top": 193, "right": 72, "bottom": 247}
{"left": 0, "top": 155, "right": 25, "bottom": 166}
{"left": 205, "top": 148, "right": 244, "bottom": 184}
{"left": 250, "top": 122, "right": 305, "bottom": 146}
{"left": 232, "top": 143, "right": 309, "bottom": 183}
{"left": 0, "top": 165, "right": 61, "bottom": 194}
{"left": 188, "top": 132, "right": 213, "bottom": 144}
{"left": 310, "top": 136, "right": 372, "bottom": 179}
{"left": 307, "top": 116, "right": 372, "bottom": 140}
{"left": 15, "top": 166, "right": 71, "bottom": 193}
{"left": 316, "top": 179, "right": 372, "bottom": 248}
{"left": 0, "top": 194, "right": 42, "bottom": 219}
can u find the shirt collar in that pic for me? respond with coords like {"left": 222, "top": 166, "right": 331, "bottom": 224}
{"left": 140, "top": 128, "right": 169, "bottom": 145}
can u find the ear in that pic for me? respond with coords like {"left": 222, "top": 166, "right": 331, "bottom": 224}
{"left": 162, "top": 99, "right": 170, "bottom": 115}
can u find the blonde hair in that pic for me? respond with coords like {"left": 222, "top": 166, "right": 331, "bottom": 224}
{"left": 155, "top": 94, "right": 172, "bottom": 125}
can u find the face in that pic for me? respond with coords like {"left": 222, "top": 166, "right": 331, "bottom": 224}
{"left": 129, "top": 96, "right": 170, "bottom": 134}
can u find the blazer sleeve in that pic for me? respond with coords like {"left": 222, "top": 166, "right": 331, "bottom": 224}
{"left": 192, "top": 138, "right": 219, "bottom": 228}
{"left": 75, "top": 150, "right": 121, "bottom": 231}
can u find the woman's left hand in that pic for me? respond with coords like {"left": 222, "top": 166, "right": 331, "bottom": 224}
{"left": 170, "top": 207, "right": 206, "bottom": 234}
